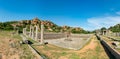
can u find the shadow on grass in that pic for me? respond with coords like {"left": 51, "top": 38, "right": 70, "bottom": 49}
{"left": 28, "top": 40, "right": 33, "bottom": 45}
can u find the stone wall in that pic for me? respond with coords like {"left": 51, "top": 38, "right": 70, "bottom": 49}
{"left": 37, "top": 33, "right": 92, "bottom": 39}
{"left": 96, "top": 34, "right": 120, "bottom": 59}
{"left": 38, "top": 33, "right": 66, "bottom": 39}
{"left": 26, "top": 32, "right": 92, "bottom": 40}
{"left": 101, "top": 40, "right": 120, "bottom": 59}
{"left": 71, "top": 34, "right": 92, "bottom": 38}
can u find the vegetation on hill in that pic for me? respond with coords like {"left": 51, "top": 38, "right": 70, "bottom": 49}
{"left": 0, "top": 21, "right": 17, "bottom": 30}
{"left": 0, "top": 18, "right": 90, "bottom": 34}
{"left": 109, "top": 24, "right": 120, "bottom": 32}
{"left": 93, "top": 23, "right": 120, "bottom": 33}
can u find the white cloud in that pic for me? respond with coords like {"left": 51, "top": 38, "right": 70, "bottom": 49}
{"left": 87, "top": 16, "right": 120, "bottom": 31}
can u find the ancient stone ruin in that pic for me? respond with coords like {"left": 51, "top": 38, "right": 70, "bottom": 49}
{"left": 23, "top": 18, "right": 44, "bottom": 44}
{"left": 22, "top": 18, "right": 93, "bottom": 50}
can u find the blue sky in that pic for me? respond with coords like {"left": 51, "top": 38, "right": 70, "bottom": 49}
{"left": 0, "top": 0, "right": 120, "bottom": 30}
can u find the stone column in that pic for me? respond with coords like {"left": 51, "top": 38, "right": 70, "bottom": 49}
{"left": 16, "top": 29, "right": 19, "bottom": 34}
{"left": 114, "top": 33, "right": 116, "bottom": 37}
{"left": 29, "top": 25, "right": 32, "bottom": 37}
{"left": 32, "top": 26, "right": 34, "bottom": 39}
{"left": 103, "top": 31, "right": 106, "bottom": 35}
{"left": 41, "top": 22, "right": 44, "bottom": 44}
{"left": 119, "top": 32, "right": 120, "bottom": 37}
{"left": 23, "top": 28, "right": 25, "bottom": 35}
{"left": 116, "top": 33, "right": 117, "bottom": 37}
{"left": 106, "top": 31, "right": 108, "bottom": 36}
{"left": 23, "top": 28, "right": 27, "bottom": 36}
{"left": 117, "top": 32, "right": 119, "bottom": 37}
{"left": 35, "top": 25, "right": 38, "bottom": 41}
{"left": 24, "top": 28, "right": 27, "bottom": 36}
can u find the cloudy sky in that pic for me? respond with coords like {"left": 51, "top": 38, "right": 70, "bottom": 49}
{"left": 0, "top": 0, "right": 120, "bottom": 31}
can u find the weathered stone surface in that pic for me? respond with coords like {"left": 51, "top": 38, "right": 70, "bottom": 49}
{"left": 45, "top": 34, "right": 92, "bottom": 50}
{"left": 29, "top": 25, "right": 32, "bottom": 37}
{"left": 32, "top": 26, "right": 34, "bottom": 39}
{"left": 35, "top": 25, "right": 38, "bottom": 41}
{"left": 41, "top": 23, "right": 44, "bottom": 44}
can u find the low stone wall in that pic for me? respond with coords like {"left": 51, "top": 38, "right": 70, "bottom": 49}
{"left": 42, "top": 34, "right": 92, "bottom": 39}
{"left": 96, "top": 34, "right": 120, "bottom": 59}
{"left": 40, "top": 33, "right": 66, "bottom": 39}
{"left": 26, "top": 32, "right": 66, "bottom": 39}
{"left": 27, "top": 32, "right": 92, "bottom": 40}
{"left": 107, "top": 36, "right": 120, "bottom": 42}
{"left": 71, "top": 34, "right": 91, "bottom": 38}
{"left": 101, "top": 40, "right": 120, "bottom": 59}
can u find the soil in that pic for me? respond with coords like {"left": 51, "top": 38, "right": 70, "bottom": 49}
{"left": 0, "top": 31, "right": 21, "bottom": 59}
{"left": 76, "top": 36, "right": 97, "bottom": 53}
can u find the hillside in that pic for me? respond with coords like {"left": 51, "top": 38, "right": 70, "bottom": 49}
{"left": 0, "top": 18, "right": 89, "bottom": 34}
{"left": 109, "top": 24, "right": 120, "bottom": 32}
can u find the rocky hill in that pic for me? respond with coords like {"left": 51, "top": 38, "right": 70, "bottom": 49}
{"left": 0, "top": 18, "right": 89, "bottom": 34}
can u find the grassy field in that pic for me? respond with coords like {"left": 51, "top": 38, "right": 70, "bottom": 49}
{"left": 33, "top": 35, "right": 109, "bottom": 59}
{"left": 0, "top": 31, "right": 36, "bottom": 59}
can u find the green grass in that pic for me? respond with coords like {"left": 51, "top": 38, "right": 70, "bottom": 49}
{"left": 69, "top": 53, "right": 80, "bottom": 59}
{"left": 95, "top": 44, "right": 101, "bottom": 53}
{"left": 20, "top": 44, "right": 36, "bottom": 59}
{"left": 52, "top": 52, "right": 61, "bottom": 59}
{"left": 22, "top": 34, "right": 38, "bottom": 43}
{"left": 0, "top": 31, "right": 11, "bottom": 37}
{"left": 13, "top": 34, "right": 22, "bottom": 41}
{"left": 61, "top": 52, "right": 67, "bottom": 56}
{"left": 28, "top": 38, "right": 38, "bottom": 43}
{"left": 52, "top": 51, "right": 68, "bottom": 59}
{"left": 32, "top": 44, "right": 70, "bottom": 59}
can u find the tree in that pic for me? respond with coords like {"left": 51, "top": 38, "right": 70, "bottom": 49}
{"left": 101, "top": 27, "right": 107, "bottom": 31}
{"left": 109, "top": 24, "right": 120, "bottom": 32}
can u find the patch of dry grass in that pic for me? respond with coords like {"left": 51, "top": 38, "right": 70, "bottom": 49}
{"left": 0, "top": 31, "right": 36, "bottom": 59}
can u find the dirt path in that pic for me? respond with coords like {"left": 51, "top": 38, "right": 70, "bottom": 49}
{"left": 75, "top": 36, "right": 97, "bottom": 53}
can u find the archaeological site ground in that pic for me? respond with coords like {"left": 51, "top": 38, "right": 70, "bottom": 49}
{"left": 1, "top": 0, "right": 120, "bottom": 59}
{"left": 0, "top": 18, "right": 120, "bottom": 59}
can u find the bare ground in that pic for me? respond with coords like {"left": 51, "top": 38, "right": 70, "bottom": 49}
{"left": 0, "top": 31, "right": 36, "bottom": 59}
{"left": 0, "top": 31, "right": 20, "bottom": 59}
